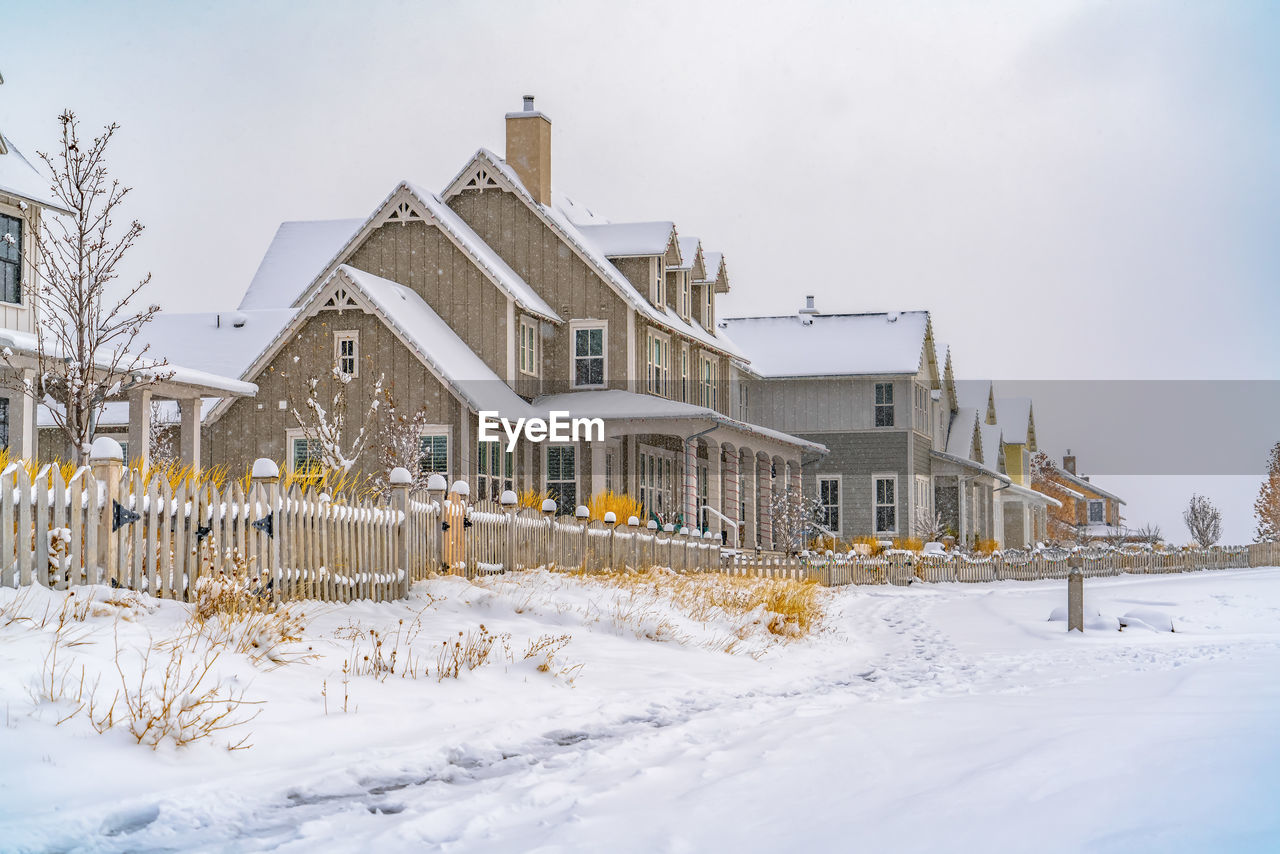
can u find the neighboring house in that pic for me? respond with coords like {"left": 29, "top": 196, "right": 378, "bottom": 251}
{"left": 148, "top": 99, "right": 822, "bottom": 545}
{"left": 0, "top": 116, "right": 250, "bottom": 465}
{"left": 724, "top": 302, "right": 946, "bottom": 542}
{"left": 1032, "top": 451, "right": 1127, "bottom": 540}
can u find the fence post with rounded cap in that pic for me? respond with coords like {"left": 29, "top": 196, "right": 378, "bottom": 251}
{"left": 90, "top": 437, "right": 124, "bottom": 586}
{"left": 575, "top": 505, "right": 590, "bottom": 571}
{"left": 627, "top": 515, "right": 640, "bottom": 570}
{"left": 251, "top": 459, "right": 282, "bottom": 603}
{"left": 426, "top": 473, "right": 447, "bottom": 573}
{"left": 603, "top": 511, "right": 617, "bottom": 570}
{"left": 500, "top": 489, "right": 518, "bottom": 573}
{"left": 448, "top": 480, "right": 470, "bottom": 577}
{"left": 390, "top": 467, "right": 412, "bottom": 597}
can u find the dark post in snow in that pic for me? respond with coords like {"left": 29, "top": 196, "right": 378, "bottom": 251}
{"left": 1068, "top": 553, "right": 1084, "bottom": 632}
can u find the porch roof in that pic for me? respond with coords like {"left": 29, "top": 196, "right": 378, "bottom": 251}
{"left": 999, "top": 481, "right": 1062, "bottom": 509}
{"left": 530, "top": 389, "right": 827, "bottom": 455}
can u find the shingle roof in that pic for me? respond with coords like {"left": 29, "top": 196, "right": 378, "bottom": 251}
{"left": 720, "top": 311, "right": 929, "bottom": 378}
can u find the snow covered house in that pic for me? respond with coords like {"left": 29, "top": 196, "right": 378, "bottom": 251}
{"left": 0, "top": 114, "right": 253, "bottom": 466}
{"left": 1032, "top": 451, "right": 1126, "bottom": 540}
{"left": 722, "top": 304, "right": 1057, "bottom": 548}
{"left": 148, "top": 98, "right": 821, "bottom": 545}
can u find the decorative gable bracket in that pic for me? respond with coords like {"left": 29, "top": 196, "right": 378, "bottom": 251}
{"left": 383, "top": 200, "right": 424, "bottom": 226}
{"left": 319, "top": 284, "right": 366, "bottom": 313}
{"left": 459, "top": 166, "right": 502, "bottom": 192}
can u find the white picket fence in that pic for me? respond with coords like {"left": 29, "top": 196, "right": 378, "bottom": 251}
{"left": 722, "top": 542, "right": 1280, "bottom": 587}
{"left": 0, "top": 452, "right": 720, "bottom": 604}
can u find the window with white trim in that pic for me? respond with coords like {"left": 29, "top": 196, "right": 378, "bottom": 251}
{"left": 738, "top": 381, "right": 749, "bottom": 421}
{"left": 704, "top": 284, "right": 713, "bottom": 327}
{"left": 419, "top": 433, "right": 449, "bottom": 478}
{"left": 518, "top": 316, "right": 539, "bottom": 377}
{"left": 913, "top": 384, "right": 929, "bottom": 433}
{"left": 678, "top": 276, "right": 690, "bottom": 321}
{"left": 874, "top": 474, "right": 897, "bottom": 535}
{"left": 651, "top": 257, "right": 665, "bottom": 306}
{"left": 334, "top": 331, "right": 359, "bottom": 378}
{"left": 680, "top": 344, "right": 690, "bottom": 402}
{"left": 1, "top": 213, "right": 22, "bottom": 305}
{"left": 571, "top": 323, "right": 606, "bottom": 388}
{"left": 477, "top": 439, "right": 514, "bottom": 502}
{"left": 646, "top": 331, "right": 669, "bottom": 396}
{"left": 874, "top": 382, "right": 894, "bottom": 427}
{"left": 699, "top": 354, "right": 717, "bottom": 410}
{"left": 289, "top": 433, "right": 323, "bottom": 474}
{"left": 817, "top": 475, "right": 841, "bottom": 535}
{"left": 1088, "top": 499, "right": 1105, "bottom": 524}
{"left": 914, "top": 476, "right": 931, "bottom": 529}
{"left": 546, "top": 445, "right": 576, "bottom": 513}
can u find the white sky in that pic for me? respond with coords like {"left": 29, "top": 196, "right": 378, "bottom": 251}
{"left": 3, "top": 0, "right": 1277, "bottom": 541}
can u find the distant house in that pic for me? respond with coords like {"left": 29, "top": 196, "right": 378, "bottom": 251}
{"left": 144, "top": 99, "right": 822, "bottom": 545}
{"left": 1032, "top": 451, "right": 1126, "bottom": 540}
{"left": 725, "top": 303, "right": 956, "bottom": 542}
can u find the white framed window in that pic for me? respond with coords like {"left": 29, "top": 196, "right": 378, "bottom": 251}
{"left": 1, "top": 212, "right": 23, "bottom": 305}
{"left": 874, "top": 382, "right": 894, "bottom": 427}
{"left": 546, "top": 445, "right": 576, "bottom": 514}
{"left": 477, "top": 439, "right": 514, "bottom": 502}
{"left": 738, "top": 381, "right": 749, "bottom": 421}
{"left": 334, "top": 330, "right": 359, "bottom": 378}
{"left": 817, "top": 475, "right": 841, "bottom": 535}
{"left": 680, "top": 344, "right": 690, "bottom": 402}
{"left": 646, "top": 330, "right": 670, "bottom": 396}
{"left": 418, "top": 431, "right": 449, "bottom": 478}
{"left": 651, "top": 257, "right": 665, "bottom": 306}
{"left": 286, "top": 428, "right": 323, "bottom": 474}
{"left": 704, "top": 284, "right": 713, "bottom": 327}
{"left": 913, "top": 384, "right": 929, "bottom": 433}
{"left": 874, "top": 473, "right": 897, "bottom": 535}
{"left": 1088, "top": 499, "right": 1105, "bottom": 524}
{"left": 518, "top": 316, "right": 539, "bottom": 377}
{"left": 638, "top": 446, "right": 676, "bottom": 518}
{"left": 678, "top": 275, "right": 690, "bottom": 321}
{"left": 699, "top": 354, "right": 717, "bottom": 410}
{"left": 571, "top": 321, "right": 607, "bottom": 388}
{"left": 914, "top": 476, "right": 931, "bottom": 531}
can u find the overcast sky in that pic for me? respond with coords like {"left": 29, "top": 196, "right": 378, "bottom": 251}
{"left": 3, "top": 1, "right": 1278, "bottom": 540}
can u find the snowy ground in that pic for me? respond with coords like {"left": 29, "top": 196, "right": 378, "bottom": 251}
{"left": 3, "top": 568, "right": 1280, "bottom": 853}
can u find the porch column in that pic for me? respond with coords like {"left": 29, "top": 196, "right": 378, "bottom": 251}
{"left": 722, "top": 444, "right": 739, "bottom": 547}
{"left": 590, "top": 435, "right": 606, "bottom": 502}
{"left": 789, "top": 457, "right": 802, "bottom": 548}
{"left": 681, "top": 436, "right": 698, "bottom": 528}
{"left": 12, "top": 368, "right": 38, "bottom": 461}
{"left": 178, "top": 397, "right": 201, "bottom": 469}
{"left": 705, "top": 438, "right": 721, "bottom": 538}
{"left": 740, "top": 447, "right": 756, "bottom": 549}
{"left": 757, "top": 452, "right": 773, "bottom": 551}
{"left": 957, "top": 479, "right": 968, "bottom": 546}
{"left": 127, "top": 387, "right": 153, "bottom": 469}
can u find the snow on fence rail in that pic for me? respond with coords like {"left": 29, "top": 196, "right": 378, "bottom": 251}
{"left": 0, "top": 448, "right": 719, "bottom": 604}
{"left": 721, "top": 542, "right": 1280, "bottom": 587}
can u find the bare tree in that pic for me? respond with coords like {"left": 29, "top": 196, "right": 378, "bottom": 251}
{"left": 1132, "top": 522, "right": 1163, "bottom": 546}
{"left": 147, "top": 400, "right": 176, "bottom": 467}
{"left": 375, "top": 387, "right": 436, "bottom": 490}
{"left": 291, "top": 368, "right": 384, "bottom": 472}
{"left": 1183, "top": 493, "right": 1222, "bottom": 548}
{"left": 770, "top": 484, "right": 821, "bottom": 556}
{"left": 5, "top": 112, "right": 166, "bottom": 463}
{"left": 913, "top": 506, "right": 947, "bottom": 542}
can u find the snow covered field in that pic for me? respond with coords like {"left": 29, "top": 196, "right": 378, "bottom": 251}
{"left": 3, "top": 567, "right": 1280, "bottom": 853}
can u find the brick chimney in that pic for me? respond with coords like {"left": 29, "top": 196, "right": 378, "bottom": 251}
{"left": 1063, "top": 450, "right": 1076, "bottom": 475}
{"left": 505, "top": 95, "right": 551, "bottom": 206}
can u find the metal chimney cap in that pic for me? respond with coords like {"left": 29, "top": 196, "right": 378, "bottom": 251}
{"left": 522, "top": 95, "right": 535, "bottom": 111}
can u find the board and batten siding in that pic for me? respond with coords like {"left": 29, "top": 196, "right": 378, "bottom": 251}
{"left": 745, "top": 376, "right": 911, "bottom": 434}
{"left": 345, "top": 220, "right": 510, "bottom": 383}
{"left": 801, "top": 430, "right": 909, "bottom": 538}
{"left": 447, "top": 189, "right": 632, "bottom": 396}
{"left": 206, "top": 310, "right": 465, "bottom": 476}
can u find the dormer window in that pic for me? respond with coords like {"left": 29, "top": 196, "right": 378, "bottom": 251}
{"left": 678, "top": 277, "right": 690, "bottom": 321}
{"left": 0, "top": 214, "right": 22, "bottom": 305}
{"left": 652, "top": 257, "right": 665, "bottom": 306}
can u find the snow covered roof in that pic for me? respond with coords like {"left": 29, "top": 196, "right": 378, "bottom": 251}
{"left": 980, "top": 422, "right": 1003, "bottom": 468}
{"left": 719, "top": 311, "right": 929, "bottom": 378}
{"left": 38, "top": 398, "right": 192, "bottom": 428}
{"left": 530, "top": 389, "right": 826, "bottom": 454}
{"left": 1047, "top": 467, "right": 1126, "bottom": 505}
{"left": 313, "top": 265, "right": 533, "bottom": 417}
{"left": 0, "top": 133, "right": 69, "bottom": 214}
{"left": 0, "top": 327, "right": 256, "bottom": 397}
{"left": 674, "top": 236, "right": 704, "bottom": 277}
{"left": 955, "top": 380, "right": 994, "bottom": 415}
{"left": 576, "top": 222, "right": 677, "bottom": 258}
{"left": 995, "top": 398, "right": 1033, "bottom": 445}
{"left": 696, "top": 251, "right": 721, "bottom": 283}
{"left": 239, "top": 219, "right": 362, "bottom": 311}
{"left": 945, "top": 408, "right": 980, "bottom": 459}
{"left": 141, "top": 308, "right": 297, "bottom": 383}
{"left": 446, "top": 150, "right": 741, "bottom": 359}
